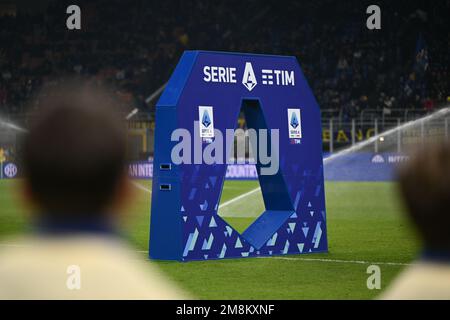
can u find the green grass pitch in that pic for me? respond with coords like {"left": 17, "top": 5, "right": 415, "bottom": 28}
{"left": 0, "top": 179, "right": 420, "bottom": 299}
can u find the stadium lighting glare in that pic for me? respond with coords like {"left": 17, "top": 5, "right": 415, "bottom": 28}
{"left": 125, "top": 108, "right": 139, "bottom": 120}
{"left": 0, "top": 118, "right": 28, "bottom": 133}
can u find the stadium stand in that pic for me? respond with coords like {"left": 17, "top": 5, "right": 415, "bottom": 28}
{"left": 0, "top": 0, "right": 448, "bottom": 119}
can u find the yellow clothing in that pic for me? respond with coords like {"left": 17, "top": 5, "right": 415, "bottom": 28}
{"left": 381, "top": 261, "right": 450, "bottom": 300}
{"left": 0, "top": 235, "right": 189, "bottom": 300}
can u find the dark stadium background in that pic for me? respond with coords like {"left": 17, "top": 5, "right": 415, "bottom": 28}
{"left": 0, "top": 0, "right": 448, "bottom": 163}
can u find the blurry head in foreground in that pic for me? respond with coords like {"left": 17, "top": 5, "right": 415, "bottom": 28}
{"left": 0, "top": 81, "right": 186, "bottom": 299}
{"left": 398, "top": 141, "right": 450, "bottom": 253}
{"left": 23, "top": 82, "right": 127, "bottom": 225}
{"left": 382, "top": 141, "right": 450, "bottom": 300}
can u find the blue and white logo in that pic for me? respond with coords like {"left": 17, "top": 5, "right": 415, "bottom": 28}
{"left": 290, "top": 111, "right": 299, "bottom": 129}
{"left": 198, "top": 106, "right": 214, "bottom": 138}
{"left": 242, "top": 62, "right": 257, "bottom": 91}
{"left": 287, "top": 108, "right": 302, "bottom": 139}
{"left": 371, "top": 154, "right": 385, "bottom": 163}
{"left": 201, "top": 109, "right": 211, "bottom": 128}
{"left": 3, "top": 163, "right": 18, "bottom": 178}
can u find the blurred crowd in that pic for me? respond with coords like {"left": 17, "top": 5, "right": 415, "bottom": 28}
{"left": 0, "top": 0, "right": 448, "bottom": 119}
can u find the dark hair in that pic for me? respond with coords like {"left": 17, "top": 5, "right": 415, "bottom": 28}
{"left": 23, "top": 81, "right": 126, "bottom": 219}
{"left": 398, "top": 141, "right": 450, "bottom": 251}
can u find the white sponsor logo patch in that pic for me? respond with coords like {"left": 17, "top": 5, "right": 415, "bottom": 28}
{"left": 287, "top": 108, "right": 302, "bottom": 139}
{"left": 198, "top": 106, "right": 214, "bottom": 138}
{"left": 242, "top": 62, "right": 258, "bottom": 91}
{"left": 371, "top": 154, "right": 385, "bottom": 163}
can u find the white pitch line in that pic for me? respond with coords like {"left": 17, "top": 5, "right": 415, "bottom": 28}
{"left": 130, "top": 180, "right": 152, "bottom": 194}
{"left": 0, "top": 244, "right": 412, "bottom": 266}
{"left": 259, "top": 256, "right": 412, "bottom": 266}
{"left": 120, "top": 182, "right": 413, "bottom": 267}
{"left": 3, "top": 181, "right": 411, "bottom": 267}
{"left": 134, "top": 250, "right": 410, "bottom": 266}
{"left": 218, "top": 187, "right": 261, "bottom": 209}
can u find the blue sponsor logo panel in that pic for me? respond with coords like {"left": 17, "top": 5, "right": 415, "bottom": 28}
{"left": 128, "top": 161, "right": 259, "bottom": 180}
{"left": 149, "top": 51, "right": 327, "bottom": 261}
{"left": 129, "top": 152, "right": 407, "bottom": 182}
{"left": 324, "top": 152, "right": 409, "bottom": 181}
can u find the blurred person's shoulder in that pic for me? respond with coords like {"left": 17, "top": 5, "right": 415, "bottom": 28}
{"left": 0, "top": 235, "right": 189, "bottom": 300}
{"left": 380, "top": 261, "right": 450, "bottom": 300}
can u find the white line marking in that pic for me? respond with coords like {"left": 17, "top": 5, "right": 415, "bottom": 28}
{"left": 259, "top": 256, "right": 412, "bottom": 266}
{"left": 3, "top": 182, "right": 410, "bottom": 267}
{"left": 0, "top": 244, "right": 411, "bottom": 266}
{"left": 134, "top": 249, "right": 411, "bottom": 266}
{"left": 131, "top": 180, "right": 152, "bottom": 194}
{"left": 218, "top": 187, "right": 261, "bottom": 209}
{"left": 7, "top": 180, "right": 408, "bottom": 266}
